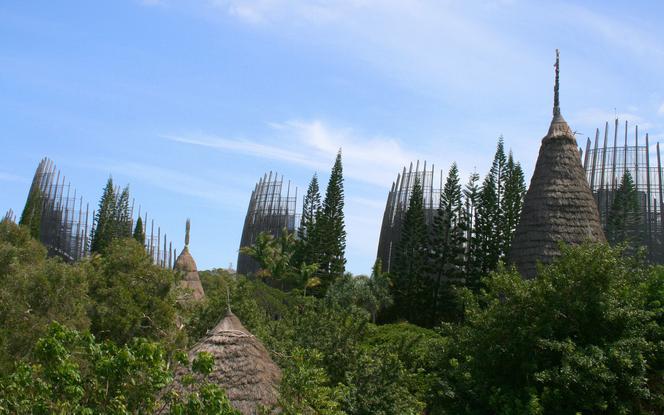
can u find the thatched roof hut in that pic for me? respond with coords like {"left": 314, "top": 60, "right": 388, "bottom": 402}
{"left": 508, "top": 50, "right": 605, "bottom": 278}
{"left": 174, "top": 309, "right": 282, "bottom": 414}
{"left": 174, "top": 219, "right": 205, "bottom": 301}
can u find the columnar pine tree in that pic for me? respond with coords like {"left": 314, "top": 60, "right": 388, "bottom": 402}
{"left": 473, "top": 137, "right": 517, "bottom": 278}
{"left": 463, "top": 172, "right": 482, "bottom": 291}
{"left": 501, "top": 152, "right": 526, "bottom": 255}
{"left": 428, "top": 163, "right": 466, "bottom": 325}
{"left": 115, "top": 186, "right": 132, "bottom": 239}
{"left": 317, "top": 151, "right": 346, "bottom": 292}
{"left": 133, "top": 216, "right": 146, "bottom": 245}
{"left": 474, "top": 172, "right": 499, "bottom": 276}
{"left": 390, "top": 177, "right": 429, "bottom": 326}
{"left": 606, "top": 171, "right": 642, "bottom": 250}
{"left": 90, "top": 178, "right": 117, "bottom": 254}
{"left": 19, "top": 186, "right": 43, "bottom": 239}
{"left": 295, "top": 174, "right": 321, "bottom": 267}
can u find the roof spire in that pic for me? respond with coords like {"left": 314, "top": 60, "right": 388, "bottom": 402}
{"left": 553, "top": 49, "right": 560, "bottom": 117}
{"left": 185, "top": 218, "right": 190, "bottom": 247}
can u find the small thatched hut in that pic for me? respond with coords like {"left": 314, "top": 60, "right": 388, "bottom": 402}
{"left": 173, "top": 309, "right": 282, "bottom": 414}
{"left": 509, "top": 50, "right": 605, "bottom": 278}
{"left": 174, "top": 219, "right": 205, "bottom": 301}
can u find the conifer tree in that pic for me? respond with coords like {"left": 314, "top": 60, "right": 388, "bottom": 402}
{"left": 19, "top": 186, "right": 43, "bottom": 239}
{"left": 390, "top": 177, "right": 429, "bottom": 326}
{"left": 295, "top": 174, "right": 321, "bottom": 267}
{"left": 428, "top": 163, "right": 466, "bottom": 324}
{"left": 317, "top": 151, "right": 346, "bottom": 291}
{"left": 607, "top": 171, "right": 642, "bottom": 250}
{"left": 475, "top": 172, "right": 499, "bottom": 276}
{"left": 473, "top": 137, "right": 514, "bottom": 278}
{"left": 493, "top": 136, "right": 507, "bottom": 213}
{"left": 463, "top": 171, "right": 482, "bottom": 290}
{"left": 91, "top": 178, "right": 117, "bottom": 254}
{"left": 501, "top": 152, "right": 526, "bottom": 255}
{"left": 133, "top": 216, "right": 146, "bottom": 245}
{"left": 115, "top": 186, "right": 132, "bottom": 239}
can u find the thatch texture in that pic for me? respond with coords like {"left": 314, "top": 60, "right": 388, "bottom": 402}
{"left": 508, "top": 51, "right": 605, "bottom": 278}
{"left": 172, "top": 310, "right": 282, "bottom": 414}
{"left": 174, "top": 247, "right": 205, "bottom": 301}
{"left": 174, "top": 219, "right": 205, "bottom": 301}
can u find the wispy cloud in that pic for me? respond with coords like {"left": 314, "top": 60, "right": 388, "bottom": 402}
{"left": 0, "top": 172, "right": 27, "bottom": 183}
{"left": 163, "top": 119, "right": 421, "bottom": 187}
{"left": 161, "top": 134, "right": 321, "bottom": 169}
{"left": 90, "top": 161, "right": 246, "bottom": 208}
{"left": 658, "top": 103, "right": 664, "bottom": 116}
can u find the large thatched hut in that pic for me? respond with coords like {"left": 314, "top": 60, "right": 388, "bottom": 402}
{"left": 173, "top": 309, "right": 282, "bottom": 414}
{"left": 174, "top": 219, "right": 205, "bottom": 301}
{"left": 508, "top": 51, "right": 605, "bottom": 278}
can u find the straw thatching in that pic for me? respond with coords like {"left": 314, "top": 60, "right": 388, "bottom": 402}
{"left": 174, "top": 219, "right": 205, "bottom": 301}
{"left": 172, "top": 309, "right": 282, "bottom": 414}
{"left": 509, "top": 51, "right": 605, "bottom": 278}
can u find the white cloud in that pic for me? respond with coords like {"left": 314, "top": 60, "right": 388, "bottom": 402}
{"left": 658, "top": 103, "right": 664, "bottom": 116}
{"left": 164, "top": 119, "right": 422, "bottom": 187}
{"left": 0, "top": 172, "right": 27, "bottom": 183}
{"left": 97, "top": 161, "right": 246, "bottom": 208}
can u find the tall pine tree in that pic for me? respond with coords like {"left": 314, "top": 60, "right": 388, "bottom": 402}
{"left": 606, "top": 171, "right": 642, "bottom": 251}
{"left": 295, "top": 174, "right": 321, "bottom": 267}
{"left": 428, "top": 163, "right": 466, "bottom": 325}
{"left": 133, "top": 216, "right": 146, "bottom": 245}
{"left": 115, "top": 186, "right": 132, "bottom": 239}
{"left": 317, "top": 151, "right": 346, "bottom": 292}
{"left": 475, "top": 171, "right": 499, "bottom": 276}
{"left": 19, "top": 186, "right": 43, "bottom": 239}
{"left": 91, "top": 178, "right": 117, "bottom": 254}
{"left": 390, "top": 176, "right": 430, "bottom": 326}
{"left": 501, "top": 152, "right": 526, "bottom": 255}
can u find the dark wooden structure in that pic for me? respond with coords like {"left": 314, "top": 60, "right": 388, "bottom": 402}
{"left": 237, "top": 172, "right": 299, "bottom": 275}
{"left": 509, "top": 51, "right": 605, "bottom": 278}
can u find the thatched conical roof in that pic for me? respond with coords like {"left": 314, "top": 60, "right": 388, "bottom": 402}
{"left": 508, "top": 50, "right": 605, "bottom": 278}
{"left": 174, "top": 219, "right": 205, "bottom": 301}
{"left": 174, "top": 309, "right": 282, "bottom": 414}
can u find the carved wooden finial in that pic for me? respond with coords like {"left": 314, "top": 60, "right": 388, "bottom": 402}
{"left": 554, "top": 49, "right": 560, "bottom": 116}
{"left": 185, "top": 218, "right": 190, "bottom": 247}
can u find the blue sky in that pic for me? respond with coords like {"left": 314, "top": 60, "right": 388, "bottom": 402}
{"left": 2, "top": 0, "right": 663, "bottom": 274}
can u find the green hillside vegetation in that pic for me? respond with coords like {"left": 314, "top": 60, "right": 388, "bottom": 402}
{"left": 1, "top": 217, "right": 663, "bottom": 414}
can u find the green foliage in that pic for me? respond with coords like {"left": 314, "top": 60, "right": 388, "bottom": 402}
{"left": 239, "top": 230, "right": 301, "bottom": 290}
{"left": 471, "top": 137, "right": 525, "bottom": 288}
{"left": 607, "top": 171, "right": 643, "bottom": 251}
{"left": 87, "top": 238, "right": 182, "bottom": 347}
{"left": 439, "top": 244, "right": 664, "bottom": 414}
{"left": 389, "top": 176, "right": 430, "bottom": 326}
{"left": 133, "top": 216, "right": 145, "bottom": 245}
{"left": 278, "top": 347, "right": 344, "bottom": 415}
{"left": 429, "top": 163, "right": 467, "bottom": 325}
{"left": 502, "top": 152, "right": 526, "bottom": 255}
{"left": 295, "top": 174, "right": 322, "bottom": 267}
{"left": 19, "top": 185, "right": 43, "bottom": 239}
{"left": 316, "top": 151, "right": 347, "bottom": 291}
{"left": 0, "top": 323, "right": 238, "bottom": 415}
{"left": 340, "top": 348, "right": 425, "bottom": 415}
{"left": 462, "top": 171, "right": 482, "bottom": 291}
{"left": 90, "top": 178, "right": 132, "bottom": 254}
{"left": 0, "top": 221, "right": 90, "bottom": 372}
{"left": 325, "top": 272, "right": 392, "bottom": 323}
